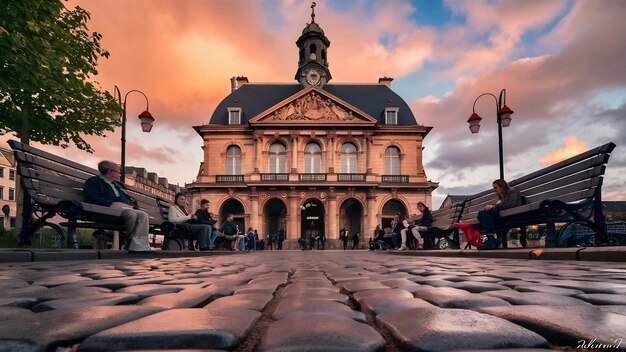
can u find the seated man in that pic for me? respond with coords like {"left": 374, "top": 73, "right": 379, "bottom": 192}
{"left": 83, "top": 161, "right": 151, "bottom": 252}
{"left": 194, "top": 199, "right": 219, "bottom": 249}
{"left": 221, "top": 213, "right": 246, "bottom": 250}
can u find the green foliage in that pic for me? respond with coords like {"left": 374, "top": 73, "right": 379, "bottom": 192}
{"left": 0, "top": 0, "right": 122, "bottom": 152}
{"left": 0, "top": 227, "right": 94, "bottom": 248}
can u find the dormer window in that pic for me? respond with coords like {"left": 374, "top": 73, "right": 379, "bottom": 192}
{"left": 385, "top": 108, "right": 399, "bottom": 125}
{"left": 228, "top": 107, "right": 242, "bottom": 125}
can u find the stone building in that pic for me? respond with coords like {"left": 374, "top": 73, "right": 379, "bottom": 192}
{"left": 187, "top": 9, "right": 437, "bottom": 247}
{"left": 0, "top": 147, "right": 17, "bottom": 229}
{"left": 124, "top": 166, "right": 182, "bottom": 202}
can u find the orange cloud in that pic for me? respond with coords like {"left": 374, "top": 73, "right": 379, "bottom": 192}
{"left": 539, "top": 137, "right": 589, "bottom": 166}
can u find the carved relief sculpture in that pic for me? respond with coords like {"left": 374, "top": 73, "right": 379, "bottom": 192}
{"left": 269, "top": 92, "right": 355, "bottom": 121}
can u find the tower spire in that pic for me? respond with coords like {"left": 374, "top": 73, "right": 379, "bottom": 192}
{"left": 311, "top": 2, "right": 316, "bottom": 23}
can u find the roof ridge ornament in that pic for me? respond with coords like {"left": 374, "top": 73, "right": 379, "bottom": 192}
{"left": 311, "top": 2, "right": 316, "bottom": 23}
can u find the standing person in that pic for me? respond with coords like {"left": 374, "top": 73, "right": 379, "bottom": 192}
{"left": 277, "top": 228, "right": 285, "bottom": 250}
{"left": 221, "top": 213, "right": 245, "bottom": 250}
{"left": 168, "top": 193, "right": 211, "bottom": 251}
{"left": 83, "top": 161, "right": 151, "bottom": 253}
{"left": 477, "top": 179, "right": 523, "bottom": 250}
{"left": 399, "top": 202, "right": 433, "bottom": 250}
{"left": 352, "top": 232, "right": 359, "bottom": 249}
{"left": 268, "top": 233, "right": 274, "bottom": 250}
{"left": 340, "top": 228, "right": 348, "bottom": 250}
{"left": 194, "top": 199, "right": 219, "bottom": 250}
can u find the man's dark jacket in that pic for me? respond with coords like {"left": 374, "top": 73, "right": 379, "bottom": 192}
{"left": 83, "top": 176, "right": 129, "bottom": 206}
{"left": 195, "top": 209, "right": 217, "bottom": 225}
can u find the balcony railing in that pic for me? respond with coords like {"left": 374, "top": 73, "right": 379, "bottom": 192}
{"left": 261, "top": 173, "right": 289, "bottom": 182}
{"left": 382, "top": 175, "right": 409, "bottom": 183}
{"left": 337, "top": 173, "right": 366, "bottom": 182}
{"left": 299, "top": 173, "right": 327, "bottom": 182}
{"left": 216, "top": 175, "right": 244, "bottom": 183}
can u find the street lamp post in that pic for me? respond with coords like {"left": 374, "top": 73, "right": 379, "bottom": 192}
{"left": 467, "top": 89, "right": 514, "bottom": 180}
{"left": 113, "top": 86, "right": 155, "bottom": 183}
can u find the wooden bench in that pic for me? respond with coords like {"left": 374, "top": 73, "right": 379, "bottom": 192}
{"left": 9, "top": 140, "right": 167, "bottom": 249}
{"left": 458, "top": 142, "right": 617, "bottom": 248}
{"left": 417, "top": 201, "right": 465, "bottom": 249}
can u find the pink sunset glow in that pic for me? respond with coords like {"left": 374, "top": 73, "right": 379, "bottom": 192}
{"left": 1, "top": 0, "right": 625, "bottom": 207}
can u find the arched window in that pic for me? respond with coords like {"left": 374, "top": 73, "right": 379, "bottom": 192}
{"left": 309, "top": 44, "right": 317, "bottom": 57}
{"left": 385, "top": 146, "right": 400, "bottom": 175}
{"left": 304, "top": 143, "right": 321, "bottom": 173}
{"left": 226, "top": 145, "right": 241, "bottom": 175}
{"left": 340, "top": 143, "right": 358, "bottom": 173}
{"left": 269, "top": 143, "right": 286, "bottom": 173}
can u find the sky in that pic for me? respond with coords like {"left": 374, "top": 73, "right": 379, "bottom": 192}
{"left": 2, "top": 0, "right": 626, "bottom": 208}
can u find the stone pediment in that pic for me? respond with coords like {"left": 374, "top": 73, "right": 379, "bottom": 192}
{"left": 249, "top": 87, "right": 377, "bottom": 126}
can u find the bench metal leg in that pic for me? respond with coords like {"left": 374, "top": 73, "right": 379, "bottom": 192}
{"left": 66, "top": 218, "right": 79, "bottom": 249}
{"left": 545, "top": 221, "right": 557, "bottom": 248}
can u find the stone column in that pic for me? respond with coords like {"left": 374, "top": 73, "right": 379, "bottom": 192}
{"left": 366, "top": 187, "right": 377, "bottom": 238}
{"left": 327, "top": 187, "right": 337, "bottom": 239}
{"left": 287, "top": 187, "right": 299, "bottom": 240}
{"left": 328, "top": 131, "right": 336, "bottom": 173}
{"left": 249, "top": 187, "right": 259, "bottom": 231}
{"left": 254, "top": 133, "right": 262, "bottom": 173}
{"left": 290, "top": 133, "right": 298, "bottom": 174}
{"left": 365, "top": 133, "right": 372, "bottom": 173}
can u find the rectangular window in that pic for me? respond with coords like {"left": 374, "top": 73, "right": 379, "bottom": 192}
{"left": 0, "top": 167, "right": 4, "bottom": 178}
{"left": 385, "top": 108, "right": 399, "bottom": 125}
{"left": 8, "top": 188, "right": 15, "bottom": 201}
{"left": 10, "top": 217, "right": 16, "bottom": 228}
{"left": 9, "top": 169, "right": 15, "bottom": 180}
{"left": 228, "top": 108, "right": 242, "bottom": 124}
{"left": 0, "top": 187, "right": 3, "bottom": 199}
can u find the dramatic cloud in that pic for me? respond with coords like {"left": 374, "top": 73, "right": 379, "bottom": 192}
{"left": 3, "top": 0, "right": 624, "bottom": 203}
{"left": 539, "top": 137, "right": 589, "bottom": 166}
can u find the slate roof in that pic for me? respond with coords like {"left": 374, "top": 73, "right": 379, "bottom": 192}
{"left": 604, "top": 201, "right": 626, "bottom": 212}
{"left": 208, "top": 84, "right": 419, "bottom": 127}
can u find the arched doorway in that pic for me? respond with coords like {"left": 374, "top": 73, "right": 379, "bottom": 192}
{"left": 340, "top": 198, "right": 362, "bottom": 239}
{"left": 301, "top": 198, "right": 324, "bottom": 241}
{"left": 221, "top": 199, "right": 245, "bottom": 233}
{"left": 264, "top": 198, "right": 287, "bottom": 240}
{"left": 382, "top": 199, "right": 407, "bottom": 229}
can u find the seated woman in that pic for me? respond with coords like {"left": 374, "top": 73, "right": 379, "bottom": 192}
{"left": 390, "top": 213, "right": 405, "bottom": 249}
{"left": 399, "top": 202, "right": 433, "bottom": 250}
{"left": 477, "top": 179, "right": 523, "bottom": 250}
{"left": 168, "top": 193, "right": 211, "bottom": 250}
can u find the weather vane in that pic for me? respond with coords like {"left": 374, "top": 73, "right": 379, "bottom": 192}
{"left": 311, "top": 2, "right": 316, "bottom": 23}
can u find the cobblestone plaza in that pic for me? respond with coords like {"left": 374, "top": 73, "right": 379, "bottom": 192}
{"left": 1, "top": 251, "right": 626, "bottom": 351}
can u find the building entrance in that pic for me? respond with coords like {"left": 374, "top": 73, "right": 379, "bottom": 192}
{"left": 263, "top": 198, "right": 287, "bottom": 241}
{"left": 300, "top": 198, "right": 324, "bottom": 244}
{"left": 340, "top": 198, "right": 363, "bottom": 239}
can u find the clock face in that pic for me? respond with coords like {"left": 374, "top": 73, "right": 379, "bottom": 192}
{"left": 305, "top": 70, "right": 321, "bottom": 86}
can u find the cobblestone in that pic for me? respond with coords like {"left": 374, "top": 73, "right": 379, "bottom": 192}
{"left": 0, "top": 250, "right": 625, "bottom": 351}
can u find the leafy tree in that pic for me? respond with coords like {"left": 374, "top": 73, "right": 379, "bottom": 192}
{"left": 0, "top": 0, "right": 121, "bottom": 152}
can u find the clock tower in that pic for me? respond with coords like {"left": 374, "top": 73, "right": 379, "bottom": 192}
{"left": 295, "top": 2, "right": 332, "bottom": 88}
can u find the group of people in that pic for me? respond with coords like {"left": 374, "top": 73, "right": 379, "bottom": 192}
{"left": 369, "top": 178, "right": 523, "bottom": 251}
{"left": 84, "top": 160, "right": 521, "bottom": 253}
{"left": 83, "top": 160, "right": 260, "bottom": 252}
{"left": 266, "top": 230, "right": 285, "bottom": 250}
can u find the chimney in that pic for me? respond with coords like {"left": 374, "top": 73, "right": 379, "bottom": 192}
{"left": 236, "top": 76, "right": 249, "bottom": 87}
{"left": 378, "top": 77, "right": 393, "bottom": 88}
{"left": 230, "top": 77, "right": 237, "bottom": 93}
{"left": 230, "top": 76, "right": 249, "bottom": 93}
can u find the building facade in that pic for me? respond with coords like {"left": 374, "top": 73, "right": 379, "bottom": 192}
{"left": 0, "top": 147, "right": 17, "bottom": 229}
{"left": 187, "top": 10, "right": 437, "bottom": 247}
{"left": 124, "top": 166, "right": 182, "bottom": 202}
